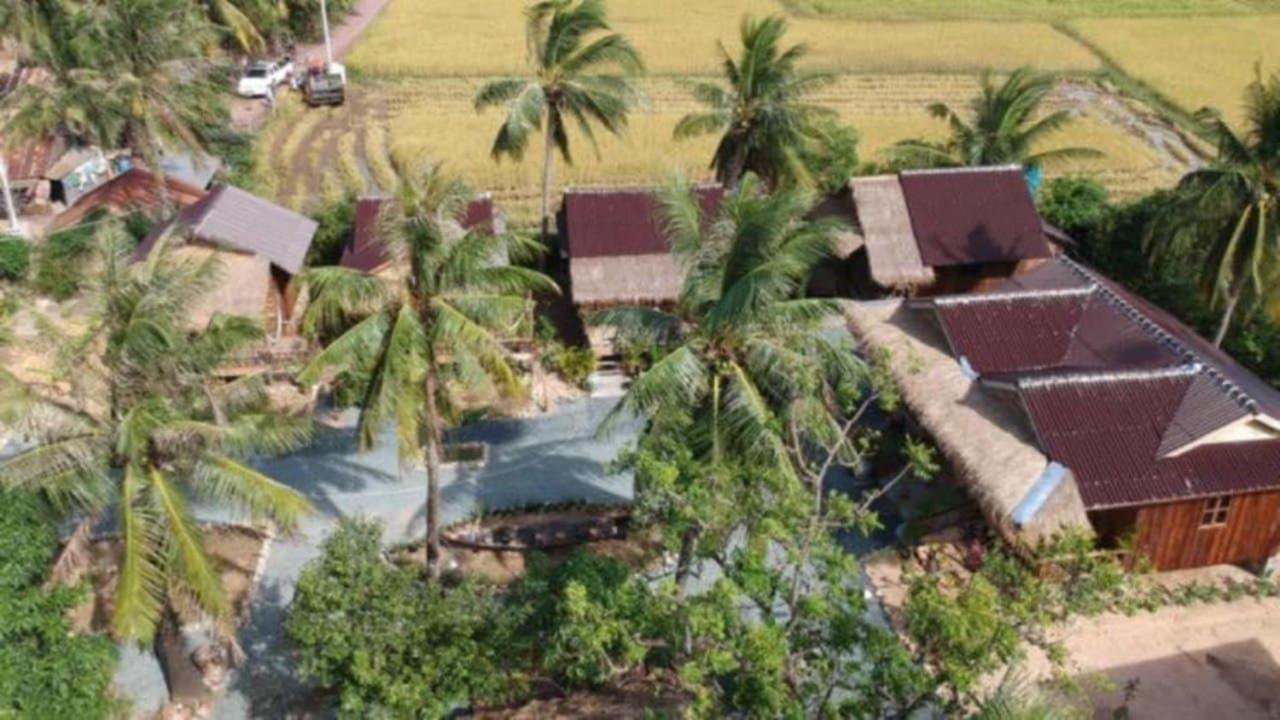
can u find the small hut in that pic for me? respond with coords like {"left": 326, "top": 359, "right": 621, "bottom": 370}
{"left": 823, "top": 166, "right": 1068, "bottom": 298}
{"left": 137, "top": 185, "right": 317, "bottom": 338}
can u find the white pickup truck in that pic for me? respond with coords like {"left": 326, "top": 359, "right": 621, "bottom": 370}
{"left": 235, "top": 58, "right": 294, "bottom": 98}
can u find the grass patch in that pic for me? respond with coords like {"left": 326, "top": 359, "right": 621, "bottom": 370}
{"left": 1071, "top": 15, "right": 1280, "bottom": 126}
{"left": 347, "top": 0, "right": 1098, "bottom": 77}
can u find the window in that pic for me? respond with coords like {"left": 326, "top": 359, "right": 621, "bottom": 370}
{"left": 1199, "top": 496, "right": 1232, "bottom": 528}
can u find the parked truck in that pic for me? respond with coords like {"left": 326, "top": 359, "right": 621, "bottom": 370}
{"left": 302, "top": 60, "right": 346, "bottom": 107}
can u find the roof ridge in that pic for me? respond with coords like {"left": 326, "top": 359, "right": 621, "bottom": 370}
{"left": 1058, "top": 256, "right": 1258, "bottom": 413}
{"left": 933, "top": 285, "right": 1093, "bottom": 306}
{"left": 1016, "top": 363, "right": 1200, "bottom": 390}
{"left": 899, "top": 164, "right": 1022, "bottom": 177}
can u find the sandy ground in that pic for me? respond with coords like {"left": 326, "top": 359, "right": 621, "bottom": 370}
{"left": 866, "top": 551, "right": 1280, "bottom": 718}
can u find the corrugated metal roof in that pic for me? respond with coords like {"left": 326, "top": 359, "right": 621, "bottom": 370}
{"left": 933, "top": 292, "right": 1090, "bottom": 373}
{"left": 559, "top": 185, "right": 723, "bottom": 258}
{"left": 3, "top": 135, "right": 68, "bottom": 181}
{"left": 137, "top": 185, "right": 317, "bottom": 275}
{"left": 1016, "top": 371, "right": 1280, "bottom": 508}
{"left": 899, "top": 166, "right": 1053, "bottom": 267}
{"left": 52, "top": 168, "right": 205, "bottom": 230}
{"left": 338, "top": 195, "right": 497, "bottom": 273}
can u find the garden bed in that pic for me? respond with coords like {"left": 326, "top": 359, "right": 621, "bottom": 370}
{"left": 442, "top": 504, "right": 631, "bottom": 551}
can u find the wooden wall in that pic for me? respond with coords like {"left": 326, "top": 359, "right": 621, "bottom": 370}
{"left": 1092, "top": 491, "right": 1280, "bottom": 571}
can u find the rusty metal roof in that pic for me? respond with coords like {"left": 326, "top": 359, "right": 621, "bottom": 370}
{"left": 559, "top": 185, "right": 723, "bottom": 258}
{"left": 899, "top": 166, "right": 1053, "bottom": 267}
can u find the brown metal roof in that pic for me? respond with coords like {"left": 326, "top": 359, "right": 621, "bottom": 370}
{"left": 137, "top": 185, "right": 317, "bottom": 275}
{"left": 1013, "top": 370, "right": 1280, "bottom": 509}
{"left": 338, "top": 195, "right": 498, "bottom": 273}
{"left": 559, "top": 185, "right": 723, "bottom": 258}
{"left": 899, "top": 166, "right": 1052, "bottom": 267}
{"left": 918, "top": 254, "right": 1280, "bottom": 506}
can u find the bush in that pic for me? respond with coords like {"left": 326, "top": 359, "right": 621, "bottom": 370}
{"left": 0, "top": 490, "right": 118, "bottom": 719}
{"left": 1037, "top": 175, "right": 1112, "bottom": 240}
{"left": 287, "top": 519, "right": 517, "bottom": 718}
{"left": 0, "top": 236, "right": 30, "bottom": 281}
{"left": 307, "top": 194, "right": 357, "bottom": 268}
{"left": 543, "top": 344, "right": 597, "bottom": 389}
{"left": 33, "top": 221, "right": 97, "bottom": 299}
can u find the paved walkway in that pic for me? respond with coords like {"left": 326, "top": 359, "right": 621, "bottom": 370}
{"left": 207, "top": 396, "right": 635, "bottom": 718}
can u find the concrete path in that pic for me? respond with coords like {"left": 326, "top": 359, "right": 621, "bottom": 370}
{"left": 210, "top": 396, "right": 635, "bottom": 718}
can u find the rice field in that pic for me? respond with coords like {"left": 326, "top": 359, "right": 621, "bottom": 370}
{"left": 346, "top": 0, "right": 1100, "bottom": 77}
{"left": 253, "top": 75, "right": 1185, "bottom": 225}
{"left": 784, "top": 0, "right": 1280, "bottom": 20}
{"left": 1071, "top": 16, "right": 1280, "bottom": 125}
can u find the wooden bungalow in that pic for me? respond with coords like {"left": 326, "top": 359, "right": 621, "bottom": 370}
{"left": 136, "top": 185, "right": 318, "bottom": 341}
{"left": 557, "top": 185, "right": 723, "bottom": 355}
{"left": 851, "top": 256, "right": 1280, "bottom": 572}
{"left": 818, "top": 165, "right": 1070, "bottom": 298}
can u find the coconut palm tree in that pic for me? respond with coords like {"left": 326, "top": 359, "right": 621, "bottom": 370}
{"left": 673, "top": 15, "right": 834, "bottom": 190}
{"left": 203, "top": 0, "right": 270, "bottom": 54}
{"left": 474, "top": 0, "right": 643, "bottom": 238}
{"left": 1145, "top": 69, "right": 1280, "bottom": 347}
{"left": 592, "top": 174, "right": 866, "bottom": 592}
{"left": 298, "top": 162, "right": 557, "bottom": 579}
{"left": 889, "top": 66, "right": 1099, "bottom": 170}
{"left": 0, "top": 222, "right": 313, "bottom": 644}
{"left": 4, "top": 0, "right": 221, "bottom": 193}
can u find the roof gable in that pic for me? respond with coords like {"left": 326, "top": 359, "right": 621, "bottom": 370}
{"left": 899, "top": 166, "right": 1052, "bottom": 267}
{"left": 560, "top": 185, "right": 723, "bottom": 259}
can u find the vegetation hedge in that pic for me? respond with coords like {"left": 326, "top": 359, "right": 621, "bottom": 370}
{"left": 0, "top": 490, "right": 118, "bottom": 719}
{"left": 0, "top": 236, "right": 30, "bottom": 281}
{"left": 33, "top": 221, "right": 98, "bottom": 300}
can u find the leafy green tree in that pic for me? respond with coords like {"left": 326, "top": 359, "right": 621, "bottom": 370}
{"left": 298, "top": 162, "right": 556, "bottom": 579}
{"left": 0, "top": 222, "right": 313, "bottom": 644}
{"left": 287, "top": 518, "right": 514, "bottom": 718}
{"left": 0, "top": 490, "right": 119, "bottom": 719}
{"left": 475, "top": 0, "right": 644, "bottom": 237}
{"left": 674, "top": 15, "right": 834, "bottom": 190}
{"left": 1145, "top": 69, "right": 1280, "bottom": 346}
{"left": 889, "top": 66, "right": 1100, "bottom": 170}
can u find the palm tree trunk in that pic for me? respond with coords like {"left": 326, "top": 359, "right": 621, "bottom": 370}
{"left": 1213, "top": 286, "right": 1243, "bottom": 347}
{"left": 674, "top": 525, "right": 699, "bottom": 598}
{"left": 423, "top": 362, "right": 444, "bottom": 581}
{"left": 541, "top": 114, "right": 556, "bottom": 242}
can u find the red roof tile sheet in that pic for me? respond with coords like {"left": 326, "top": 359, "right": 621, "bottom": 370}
{"left": 52, "top": 169, "right": 205, "bottom": 230}
{"left": 559, "top": 185, "right": 723, "bottom": 258}
{"left": 339, "top": 195, "right": 497, "bottom": 273}
{"left": 1016, "top": 371, "right": 1280, "bottom": 508}
{"left": 899, "top": 166, "right": 1052, "bottom": 267}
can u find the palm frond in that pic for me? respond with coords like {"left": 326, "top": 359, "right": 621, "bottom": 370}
{"left": 194, "top": 454, "right": 313, "bottom": 532}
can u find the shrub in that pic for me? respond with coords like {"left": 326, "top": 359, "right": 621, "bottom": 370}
{"left": 0, "top": 490, "right": 118, "bottom": 719}
{"left": 287, "top": 519, "right": 517, "bottom": 718}
{"left": 0, "top": 236, "right": 30, "bottom": 281}
{"left": 307, "top": 194, "right": 357, "bottom": 267}
{"left": 33, "top": 221, "right": 97, "bottom": 299}
{"left": 543, "top": 344, "right": 597, "bottom": 389}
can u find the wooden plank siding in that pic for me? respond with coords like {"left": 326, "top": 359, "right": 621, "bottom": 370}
{"left": 1092, "top": 491, "right": 1280, "bottom": 570}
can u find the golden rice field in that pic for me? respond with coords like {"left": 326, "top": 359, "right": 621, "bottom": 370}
{"left": 346, "top": 0, "right": 1100, "bottom": 77}
{"left": 1071, "top": 16, "right": 1280, "bottom": 125}
{"left": 254, "top": 75, "right": 1185, "bottom": 225}
{"left": 785, "top": 0, "right": 1280, "bottom": 20}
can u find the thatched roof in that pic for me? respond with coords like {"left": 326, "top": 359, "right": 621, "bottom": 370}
{"left": 849, "top": 177, "right": 935, "bottom": 289}
{"left": 569, "top": 253, "right": 683, "bottom": 307}
{"left": 846, "top": 298, "right": 1090, "bottom": 543}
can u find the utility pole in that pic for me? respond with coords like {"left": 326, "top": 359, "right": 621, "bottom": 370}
{"left": 320, "top": 0, "right": 334, "bottom": 67}
{"left": 0, "top": 156, "right": 24, "bottom": 238}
